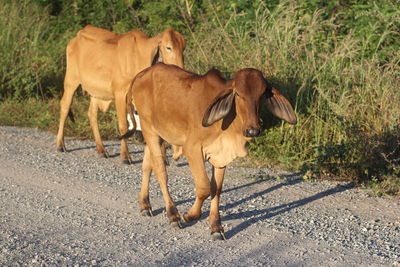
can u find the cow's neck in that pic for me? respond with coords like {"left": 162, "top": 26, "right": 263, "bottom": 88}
{"left": 203, "top": 109, "right": 249, "bottom": 168}
{"left": 203, "top": 128, "right": 248, "bottom": 168}
{"left": 147, "top": 36, "right": 161, "bottom": 66}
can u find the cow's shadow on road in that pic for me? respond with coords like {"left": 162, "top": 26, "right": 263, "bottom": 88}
{"left": 147, "top": 172, "right": 354, "bottom": 239}
{"left": 221, "top": 175, "right": 354, "bottom": 239}
{"left": 67, "top": 143, "right": 144, "bottom": 162}
{"left": 66, "top": 145, "right": 97, "bottom": 152}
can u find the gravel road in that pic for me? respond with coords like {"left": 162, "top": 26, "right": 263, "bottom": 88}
{"left": 0, "top": 126, "right": 399, "bottom": 266}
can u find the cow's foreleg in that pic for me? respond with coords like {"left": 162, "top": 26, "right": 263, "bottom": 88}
{"left": 138, "top": 145, "right": 153, "bottom": 216}
{"left": 183, "top": 148, "right": 210, "bottom": 223}
{"left": 209, "top": 166, "right": 226, "bottom": 240}
{"left": 145, "top": 133, "right": 181, "bottom": 226}
{"left": 88, "top": 98, "right": 110, "bottom": 158}
{"left": 115, "top": 92, "right": 132, "bottom": 164}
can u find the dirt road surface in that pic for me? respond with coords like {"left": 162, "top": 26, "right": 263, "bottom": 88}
{"left": 0, "top": 126, "right": 399, "bottom": 266}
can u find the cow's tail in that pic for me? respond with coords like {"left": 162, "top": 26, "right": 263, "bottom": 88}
{"left": 68, "top": 110, "right": 75, "bottom": 123}
{"left": 118, "top": 89, "right": 136, "bottom": 140}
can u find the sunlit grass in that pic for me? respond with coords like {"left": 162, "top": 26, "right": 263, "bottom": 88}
{"left": 184, "top": 2, "right": 400, "bottom": 194}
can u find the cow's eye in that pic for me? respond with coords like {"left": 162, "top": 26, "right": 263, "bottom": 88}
{"left": 166, "top": 47, "right": 172, "bottom": 52}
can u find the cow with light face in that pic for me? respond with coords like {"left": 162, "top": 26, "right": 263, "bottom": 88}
{"left": 56, "top": 25, "right": 186, "bottom": 163}
{"left": 130, "top": 63, "right": 297, "bottom": 240}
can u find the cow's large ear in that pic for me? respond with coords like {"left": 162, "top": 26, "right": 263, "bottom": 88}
{"left": 265, "top": 88, "right": 297, "bottom": 124}
{"left": 202, "top": 90, "right": 236, "bottom": 127}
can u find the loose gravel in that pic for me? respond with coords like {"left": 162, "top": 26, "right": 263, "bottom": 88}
{"left": 0, "top": 126, "right": 399, "bottom": 266}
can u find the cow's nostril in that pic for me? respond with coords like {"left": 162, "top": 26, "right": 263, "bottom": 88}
{"left": 245, "top": 128, "right": 261, "bottom": 137}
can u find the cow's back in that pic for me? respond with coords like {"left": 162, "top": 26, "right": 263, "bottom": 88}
{"left": 78, "top": 25, "right": 118, "bottom": 41}
{"left": 65, "top": 28, "right": 122, "bottom": 99}
{"left": 133, "top": 63, "right": 231, "bottom": 146}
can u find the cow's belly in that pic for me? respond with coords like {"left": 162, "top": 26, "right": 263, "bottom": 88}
{"left": 77, "top": 52, "right": 115, "bottom": 101}
{"left": 80, "top": 76, "right": 114, "bottom": 100}
{"left": 155, "top": 123, "right": 187, "bottom": 146}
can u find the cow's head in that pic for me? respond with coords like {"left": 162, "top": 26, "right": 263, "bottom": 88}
{"left": 202, "top": 69, "right": 297, "bottom": 138}
{"left": 152, "top": 28, "right": 186, "bottom": 68}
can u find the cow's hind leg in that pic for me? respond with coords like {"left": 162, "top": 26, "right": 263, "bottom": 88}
{"left": 88, "top": 97, "right": 111, "bottom": 158}
{"left": 138, "top": 145, "right": 153, "bottom": 216}
{"left": 144, "top": 132, "right": 181, "bottom": 226}
{"left": 209, "top": 166, "right": 226, "bottom": 240}
{"left": 160, "top": 140, "right": 169, "bottom": 166}
{"left": 114, "top": 91, "right": 132, "bottom": 164}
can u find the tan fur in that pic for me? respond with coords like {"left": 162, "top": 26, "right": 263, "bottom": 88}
{"left": 131, "top": 63, "right": 297, "bottom": 236}
{"left": 56, "top": 25, "right": 186, "bottom": 162}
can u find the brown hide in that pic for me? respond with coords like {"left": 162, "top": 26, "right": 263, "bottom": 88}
{"left": 131, "top": 63, "right": 297, "bottom": 238}
{"left": 56, "top": 25, "right": 186, "bottom": 163}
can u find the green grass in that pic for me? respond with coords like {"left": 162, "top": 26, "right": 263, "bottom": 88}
{"left": 0, "top": 96, "right": 119, "bottom": 141}
{"left": 183, "top": 3, "right": 400, "bottom": 195}
{"left": 0, "top": 1, "right": 67, "bottom": 100}
{"left": 0, "top": 1, "right": 399, "bottom": 196}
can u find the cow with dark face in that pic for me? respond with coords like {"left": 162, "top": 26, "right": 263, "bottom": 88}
{"left": 130, "top": 63, "right": 296, "bottom": 240}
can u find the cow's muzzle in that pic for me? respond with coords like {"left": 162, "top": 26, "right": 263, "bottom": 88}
{"left": 244, "top": 128, "right": 261, "bottom": 138}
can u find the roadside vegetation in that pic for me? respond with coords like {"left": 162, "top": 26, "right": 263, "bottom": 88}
{"left": 0, "top": 0, "right": 399, "bottom": 195}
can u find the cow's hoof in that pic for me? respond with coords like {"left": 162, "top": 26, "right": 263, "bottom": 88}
{"left": 134, "top": 131, "right": 145, "bottom": 144}
{"left": 140, "top": 208, "right": 153, "bottom": 217}
{"left": 170, "top": 220, "right": 183, "bottom": 229}
{"left": 57, "top": 146, "right": 66, "bottom": 153}
{"left": 122, "top": 156, "right": 133, "bottom": 165}
{"left": 183, "top": 213, "right": 193, "bottom": 223}
{"left": 97, "top": 150, "right": 109, "bottom": 158}
{"left": 182, "top": 212, "right": 200, "bottom": 223}
{"left": 211, "top": 231, "right": 226, "bottom": 241}
{"left": 122, "top": 158, "right": 132, "bottom": 164}
{"left": 183, "top": 213, "right": 190, "bottom": 223}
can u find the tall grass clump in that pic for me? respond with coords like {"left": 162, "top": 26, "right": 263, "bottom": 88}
{"left": 185, "top": 2, "right": 400, "bottom": 194}
{"left": 0, "top": 1, "right": 65, "bottom": 100}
